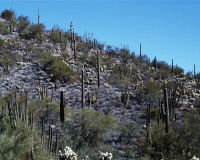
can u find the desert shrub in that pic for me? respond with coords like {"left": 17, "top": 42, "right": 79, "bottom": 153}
{"left": 139, "top": 81, "right": 162, "bottom": 103}
{"left": 78, "top": 54, "right": 98, "bottom": 68}
{"left": 108, "top": 62, "right": 134, "bottom": 87}
{"left": 21, "top": 24, "right": 45, "bottom": 42}
{"left": 0, "top": 117, "right": 52, "bottom": 160}
{"left": 0, "top": 38, "right": 4, "bottom": 50}
{"left": 1, "top": 9, "right": 15, "bottom": 21}
{"left": 156, "top": 61, "right": 171, "bottom": 79}
{"left": 136, "top": 113, "right": 200, "bottom": 160}
{"left": 0, "top": 22, "right": 9, "bottom": 35}
{"left": 49, "top": 57, "right": 77, "bottom": 83}
{"left": 174, "top": 65, "right": 184, "bottom": 76}
{"left": 34, "top": 50, "right": 77, "bottom": 83}
{"left": 0, "top": 53, "right": 16, "bottom": 74}
{"left": 178, "top": 113, "right": 200, "bottom": 158}
{"left": 119, "top": 121, "right": 136, "bottom": 144}
{"left": 63, "top": 108, "right": 118, "bottom": 149}
{"left": 49, "top": 26, "right": 64, "bottom": 44}
{"left": 17, "top": 15, "right": 30, "bottom": 34}
{"left": 77, "top": 42, "right": 93, "bottom": 53}
{"left": 28, "top": 98, "right": 59, "bottom": 122}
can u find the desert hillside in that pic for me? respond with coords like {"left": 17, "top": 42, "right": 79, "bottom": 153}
{"left": 0, "top": 9, "right": 200, "bottom": 160}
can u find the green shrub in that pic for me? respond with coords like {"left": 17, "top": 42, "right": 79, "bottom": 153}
{"left": 0, "top": 118, "right": 52, "bottom": 160}
{"left": 0, "top": 22, "right": 9, "bottom": 35}
{"left": 174, "top": 65, "right": 184, "bottom": 76}
{"left": 139, "top": 81, "right": 162, "bottom": 103}
{"left": 0, "top": 38, "right": 4, "bottom": 50}
{"left": 35, "top": 50, "right": 77, "bottom": 83}
{"left": 21, "top": 24, "right": 45, "bottom": 42}
{"left": 77, "top": 42, "right": 92, "bottom": 53}
{"left": 119, "top": 121, "right": 136, "bottom": 144}
{"left": 1, "top": 9, "right": 15, "bottom": 22}
{"left": 49, "top": 59, "right": 77, "bottom": 83}
{"left": 17, "top": 15, "right": 30, "bottom": 34}
{"left": 64, "top": 108, "right": 118, "bottom": 149}
{"left": 0, "top": 53, "right": 16, "bottom": 74}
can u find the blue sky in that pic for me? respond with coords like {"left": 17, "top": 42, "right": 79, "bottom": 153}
{"left": 1, "top": 0, "right": 200, "bottom": 73}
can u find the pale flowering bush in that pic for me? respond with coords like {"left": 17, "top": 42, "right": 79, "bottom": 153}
{"left": 191, "top": 156, "right": 200, "bottom": 160}
{"left": 58, "top": 146, "right": 77, "bottom": 160}
{"left": 99, "top": 151, "right": 112, "bottom": 160}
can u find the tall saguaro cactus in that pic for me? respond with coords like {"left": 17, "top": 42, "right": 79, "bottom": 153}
{"left": 171, "top": 59, "right": 174, "bottom": 73}
{"left": 38, "top": 8, "right": 40, "bottom": 26}
{"left": 140, "top": 43, "right": 142, "bottom": 62}
{"left": 82, "top": 70, "right": 85, "bottom": 109}
{"left": 194, "top": 64, "right": 196, "bottom": 78}
{"left": 97, "top": 49, "right": 100, "bottom": 88}
{"left": 146, "top": 103, "right": 151, "bottom": 147}
{"left": 163, "top": 88, "right": 169, "bottom": 133}
{"left": 60, "top": 90, "right": 65, "bottom": 123}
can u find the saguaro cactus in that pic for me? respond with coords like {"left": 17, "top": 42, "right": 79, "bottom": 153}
{"left": 146, "top": 103, "right": 151, "bottom": 147}
{"left": 163, "top": 88, "right": 169, "bottom": 133}
{"left": 97, "top": 49, "right": 100, "bottom": 88}
{"left": 140, "top": 43, "right": 142, "bottom": 62}
{"left": 171, "top": 59, "right": 174, "bottom": 73}
{"left": 38, "top": 8, "right": 40, "bottom": 26}
{"left": 82, "top": 70, "right": 85, "bottom": 109}
{"left": 60, "top": 90, "right": 65, "bottom": 122}
{"left": 153, "top": 56, "right": 157, "bottom": 69}
{"left": 194, "top": 64, "right": 196, "bottom": 78}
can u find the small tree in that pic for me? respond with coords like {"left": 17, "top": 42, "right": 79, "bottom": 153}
{"left": 17, "top": 15, "right": 30, "bottom": 34}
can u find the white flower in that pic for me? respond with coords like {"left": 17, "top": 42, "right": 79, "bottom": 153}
{"left": 59, "top": 146, "right": 77, "bottom": 160}
{"left": 99, "top": 151, "right": 112, "bottom": 160}
{"left": 191, "top": 156, "right": 200, "bottom": 160}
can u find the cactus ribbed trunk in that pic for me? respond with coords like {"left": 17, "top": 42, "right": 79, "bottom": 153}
{"left": 60, "top": 90, "right": 65, "bottom": 123}
{"left": 164, "top": 88, "right": 169, "bottom": 133}
{"left": 82, "top": 70, "right": 85, "bottom": 109}
{"left": 140, "top": 43, "right": 142, "bottom": 62}
{"left": 146, "top": 103, "right": 151, "bottom": 147}
{"left": 97, "top": 49, "right": 100, "bottom": 88}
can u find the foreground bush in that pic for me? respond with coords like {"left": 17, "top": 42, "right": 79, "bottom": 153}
{"left": 0, "top": 118, "right": 52, "bottom": 160}
{"left": 63, "top": 108, "right": 118, "bottom": 149}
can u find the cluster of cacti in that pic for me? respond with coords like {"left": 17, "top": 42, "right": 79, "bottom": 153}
{"left": 2, "top": 88, "right": 35, "bottom": 129}
{"left": 157, "top": 88, "right": 177, "bottom": 133}
{"left": 36, "top": 81, "right": 48, "bottom": 100}
{"left": 121, "top": 89, "right": 130, "bottom": 107}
